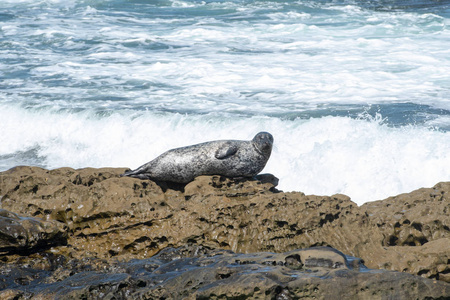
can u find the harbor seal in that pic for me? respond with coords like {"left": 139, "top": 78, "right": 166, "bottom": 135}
{"left": 121, "top": 132, "right": 273, "bottom": 183}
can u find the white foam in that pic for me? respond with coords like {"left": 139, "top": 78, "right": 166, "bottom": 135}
{"left": 3, "top": 0, "right": 448, "bottom": 112}
{"left": 1, "top": 0, "right": 450, "bottom": 205}
{"left": 170, "top": 0, "right": 197, "bottom": 8}
{"left": 1, "top": 105, "right": 449, "bottom": 205}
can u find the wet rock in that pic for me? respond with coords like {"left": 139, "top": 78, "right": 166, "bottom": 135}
{"left": 1, "top": 245, "right": 449, "bottom": 299}
{"left": 0, "top": 166, "right": 449, "bottom": 286}
{"left": 0, "top": 209, "right": 67, "bottom": 255}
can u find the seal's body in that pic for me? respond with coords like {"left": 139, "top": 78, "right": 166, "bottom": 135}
{"left": 121, "top": 132, "right": 273, "bottom": 183}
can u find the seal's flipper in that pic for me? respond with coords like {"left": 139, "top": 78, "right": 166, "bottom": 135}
{"left": 120, "top": 132, "right": 273, "bottom": 183}
{"left": 120, "top": 169, "right": 132, "bottom": 177}
{"left": 121, "top": 169, "right": 152, "bottom": 180}
{"left": 121, "top": 165, "right": 150, "bottom": 179}
{"left": 215, "top": 143, "right": 238, "bottom": 159}
{"left": 121, "top": 169, "right": 139, "bottom": 177}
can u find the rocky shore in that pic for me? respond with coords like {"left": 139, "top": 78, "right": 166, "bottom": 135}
{"left": 0, "top": 166, "right": 449, "bottom": 299}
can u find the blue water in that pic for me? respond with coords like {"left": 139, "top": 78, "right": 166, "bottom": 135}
{"left": 1, "top": 0, "right": 449, "bottom": 204}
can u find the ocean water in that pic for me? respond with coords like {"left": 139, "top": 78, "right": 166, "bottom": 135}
{"left": 1, "top": 0, "right": 449, "bottom": 205}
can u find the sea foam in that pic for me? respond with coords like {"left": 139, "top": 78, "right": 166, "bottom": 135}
{"left": 1, "top": 0, "right": 450, "bottom": 205}
{"left": 1, "top": 105, "right": 449, "bottom": 205}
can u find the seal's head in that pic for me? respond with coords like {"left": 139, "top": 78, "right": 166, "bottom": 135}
{"left": 252, "top": 132, "right": 273, "bottom": 158}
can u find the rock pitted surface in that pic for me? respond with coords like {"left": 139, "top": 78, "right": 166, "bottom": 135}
{"left": 0, "top": 166, "right": 449, "bottom": 298}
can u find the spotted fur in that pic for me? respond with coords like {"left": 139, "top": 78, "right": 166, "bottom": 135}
{"left": 121, "top": 132, "right": 273, "bottom": 183}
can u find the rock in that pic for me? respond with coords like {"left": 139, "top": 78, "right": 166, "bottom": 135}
{"left": 358, "top": 183, "right": 450, "bottom": 281}
{"left": 0, "top": 166, "right": 449, "bottom": 289}
{"left": 0, "top": 209, "right": 67, "bottom": 255}
{"left": 1, "top": 245, "right": 449, "bottom": 299}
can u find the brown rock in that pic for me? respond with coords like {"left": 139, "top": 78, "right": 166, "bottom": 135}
{"left": 358, "top": 183, "right": 450, "bottom": 280}
{"left": 0, "top": 166, "right": 449, "bottom": 285}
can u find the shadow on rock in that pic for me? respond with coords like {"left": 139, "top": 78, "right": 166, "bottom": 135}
{"left": 0, "top": 166, "right": 449, "bottom": 290}
{"left": 0, "top": 209, "right": 67, "bottom": 255}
